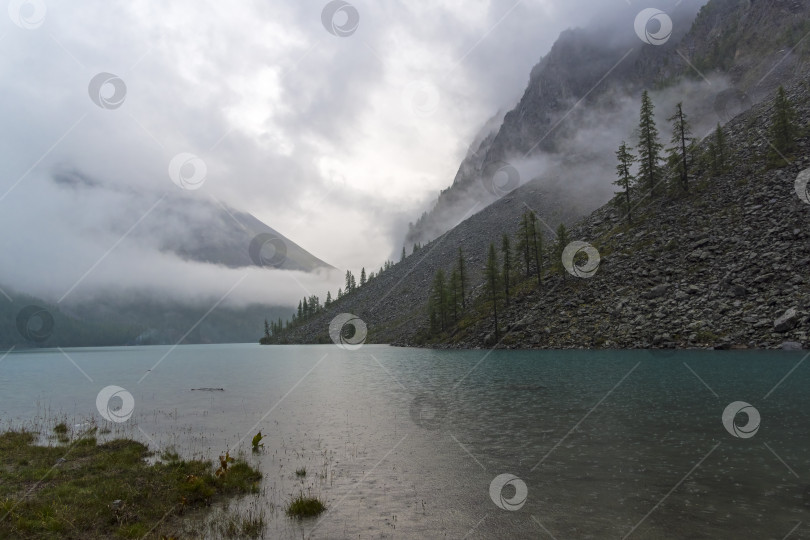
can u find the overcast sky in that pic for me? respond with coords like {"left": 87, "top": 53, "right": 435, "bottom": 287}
{"left": 0, "top": 0, "right": 690, "bottom": 307}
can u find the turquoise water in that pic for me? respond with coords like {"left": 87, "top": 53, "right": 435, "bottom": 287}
{"left": 0, "top": 345, "right": 808, "bottom": 538}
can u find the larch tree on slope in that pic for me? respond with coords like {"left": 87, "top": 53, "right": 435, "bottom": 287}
{"left": 667, "top": 102, "right": 694, "bottom": 193}
{"left": 637, "top": 90, "right": 664, "bottom": 198}
{"left": 770, "top": 85, "right": 799, "bottom": 160}
{"left": 614, "top": 141, "right": 636, "bottom": 225}
{"left": 501, "top": 234, "right": 511, "bottom": 307}
{"left": 485, "top": 242, "right": 501, "bottom": 340}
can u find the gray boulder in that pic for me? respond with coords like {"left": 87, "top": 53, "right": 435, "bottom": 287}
{"left": 774, "top": 308, "right": 799, "bottom": 332}
{"left": 642, "top": 284, "right": 669, "bottom": 300}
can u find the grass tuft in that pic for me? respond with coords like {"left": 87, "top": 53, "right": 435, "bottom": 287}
{"left": 0, "top": 429, "right": 262, "bottom": 538}
{"left": 286, "top": 494, "right": 326, "bottom": 518}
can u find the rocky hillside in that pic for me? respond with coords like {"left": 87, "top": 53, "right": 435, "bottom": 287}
{"left": 405, "top": 0, "right": 810, "bottom": 248}
{"left": 274, "top": 0, "right": 810, "bottom": 349}
{"left": 277, "top": 179, "right": 588, "bottom": 344}
{"left": 279, "top": 69, "right": 809, "bottom": 350}
{"left": 420, "top": 74, "right": 810, "bottom": 350}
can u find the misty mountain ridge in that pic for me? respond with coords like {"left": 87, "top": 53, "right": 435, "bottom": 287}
{"left": 0, "top": 285, "right": 293, "bottom": 348}
{"left": 405, "top": 0, "right": 809, "bottom": 248}
{"left": 52, "top": 167, "right": 334, "bottom": 272}
{"left": 0, "top": 168, "right": 336, "bottom": 347}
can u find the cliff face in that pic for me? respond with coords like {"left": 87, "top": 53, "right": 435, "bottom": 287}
{"left": 404, "top": 0, "right": 810, "bottom": 249}
{"left": 277, "top": 0, "right": 810, "bottom": 349}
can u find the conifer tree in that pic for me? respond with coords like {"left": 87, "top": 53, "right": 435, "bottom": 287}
{"left": 668, "top": 102, "right": 693, "bottom": 192}
{"left": 457, "top": 247, "right": 467, "bottom": 309}
{"left": 345, "top": 270, "right": 352, "bottom": 293}
{"left": 485, "top": 242, "right": 501, "bottom": 340}
{"left": 449, "top": 268, "right": 460, "bottom": 322}
{"left": 712, "top": 123, "right": 727, "bottom": 174}
{"left": 533, "top": 218, "right": 545, "bottom": 286}
{"left": 638, "top": 90, "right": 664, "bottom": 197}
{"left": 501, "top": 234, "right": 511, "bottom": 307}
{"left": 325, "top": 290, "right": 332, "bottom": 307}
{"left": 555, "top": 223, "right": 570, "bottom": 281}
{"left": 527, "top": 211, "right": 545, "bottom": 286}
{"left": 264, "top": 319, "right": 271, "bottom": 341}
{"left": 401, "top": 246, "right": 406, "bottom": 262}
{"left": 428, "top": 302, "right": 438, "bottom": 334}
{"left": 360, "top": 267, "right": 367, "bottom": 287}
{"left": 297, "top": 300, "right": 303, "bottom": 320}
{"left": 516, "top": 213, "right": 532, "bottom": 277}
{"left": 430, "top": 269, "right": 448, "bottom": 331}
{"left": 770, "top": 85, "right": 798, "bottom": 158}
{"left": 614, "top": 140, "right": 636, "bottom": 224}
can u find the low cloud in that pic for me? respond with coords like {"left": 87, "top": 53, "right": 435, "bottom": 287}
{"left": 0, "top": 0, "right": 713, "bottom": 308}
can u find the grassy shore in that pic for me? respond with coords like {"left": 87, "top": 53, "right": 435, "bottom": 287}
{"left": 0, "top": 425, "right": 262, "bottom": 539}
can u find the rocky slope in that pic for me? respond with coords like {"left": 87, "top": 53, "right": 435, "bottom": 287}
{"left": 423, "top": 73, "right": 810, "bottom": 350}
{"left": 281, "top": 70, "right": 809, "bottom": 350}
{"left": 275, "top": 0, "right": 810, "bottom": 349}
{"left": 278, "top": 179, "right": 587, "bottom": 344}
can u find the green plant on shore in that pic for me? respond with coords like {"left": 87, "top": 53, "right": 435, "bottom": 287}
{"left": 251, "top": 431, "right": 265, "bottom": 453}
{"left": 0, "top": 430, "right": 261, "bottom": 539}
{"left": 52, "top": 422, "right": 70, "bottom": 443}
